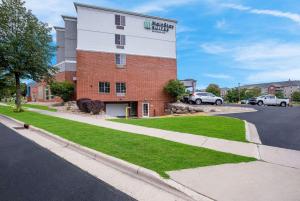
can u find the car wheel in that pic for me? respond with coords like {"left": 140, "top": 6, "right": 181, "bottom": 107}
{"left": 195, "top": 99, "right": 202, "bottom": 105}
{"left": 188, "top": 100, "right": 194, "bottom": 105}
{"left": 215, "top": 99, "right": 222, "bottom": 105}
{"left": 257, "top": 101, "right": 263, "bottom": 106}
{"left": 280, "top": 102, "right": 287, "bottom": 107}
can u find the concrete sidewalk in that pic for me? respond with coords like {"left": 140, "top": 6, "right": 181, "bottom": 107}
{"left": 168, "top": 161, "right": 300, "bottom": 201}
{"left": 24, "top": 108, "right": 300, "bottom": 168}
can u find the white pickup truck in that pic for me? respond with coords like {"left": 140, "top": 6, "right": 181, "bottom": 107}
{"left": 256, "top": 95, "right": 289, "bottom": 107}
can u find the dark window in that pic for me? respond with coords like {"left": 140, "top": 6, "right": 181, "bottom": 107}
{"left": 116, "top": 82, "right": 126, "bottom": 94}
{"left": 99, "top": 82, "right": 110, "bottom": 93}
{"left": 115, "top": 54, "right": 126, "bottom": 66}
{"left": 115, "top": 15, "right": 125, "bottom": 26}
{"left": 115, "top": 34, "right": 126, "bottom": 46}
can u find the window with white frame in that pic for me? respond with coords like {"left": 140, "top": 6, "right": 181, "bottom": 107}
{"left": 99, "top": 82, "right": 110, "bottom": 93}
{"left": 115, "top": 34, "right": 126, "bottom": 47}
{"left": 116, "top": 82, "right": 126, "bottom": 95}
{"left": 115, "top": 15, "right": 126, "bottom": 28}
{"left": 115, "top": 54, "right": 126, "bottom": 66}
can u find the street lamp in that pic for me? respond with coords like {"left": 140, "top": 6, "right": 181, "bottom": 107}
{"left": 238, "top": 83, "right": 241, "bottom": 103}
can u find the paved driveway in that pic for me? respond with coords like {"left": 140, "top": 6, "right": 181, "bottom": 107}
{"left": 221, "top": 105, "right": 300, "bottom": 151}
{"left": 0, "top": 123, "right": 135, "bottom": 201}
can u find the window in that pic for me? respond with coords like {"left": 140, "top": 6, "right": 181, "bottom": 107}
{"left": 116, "top": 82, "right": 126, "bottom": 95}
{"left": 99, "top": 82, "right": 110, "bottom": 93}
{"left": 115, "top": 34, "right": 126, "bottom": 47}
{"left": 115, "top": 54, "right": 126, "bottom": 66}
{"left": 115, "top": 15, "right": 126, "bottom": 27}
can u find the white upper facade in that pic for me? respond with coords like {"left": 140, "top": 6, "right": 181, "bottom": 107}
{"left": 75, "top": 3, "right": 177, "bottom": 59}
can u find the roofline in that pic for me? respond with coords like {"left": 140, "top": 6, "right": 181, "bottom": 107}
{"left": 53, "top": 26, "right": 65, "bottom": 31}
{"left": 61, "top": 15, "right": 77, "bottom": 21}
{"left": 74, "top": 2, "right": 177, "bottom": 23}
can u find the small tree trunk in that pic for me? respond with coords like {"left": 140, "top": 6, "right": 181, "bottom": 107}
{"left": 15, "top": 73, "right": 22, "bottom": 112}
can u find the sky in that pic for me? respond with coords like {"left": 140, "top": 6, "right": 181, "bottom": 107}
{"left": 25, "top": 0, "right": 300, "bottom": 89}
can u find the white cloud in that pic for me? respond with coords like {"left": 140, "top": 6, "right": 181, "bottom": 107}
{"left": 215, "top": 19, "right": 227, "bottom": 29}
{"left": 177, "top": 25, "right": 196, "bottom": 33}
{"left": 132, "top": 0, "right": 196, "bottom": 13}
{"left": 247, "top": 68, "right": 300, "bottom": 83}
{"left": 25, "top": 0, "right": 114, "bottom": 31}
{"left": 221, "top": 3, "right": 300, "bottom": 24}
{"left": 200, "top": 43, "right": 229, "bottom": 54}
{"left": 201, "top": 40, "right": 300, "bottom": 82}
{"left": 204, "top": 73, "right": 232, "bottom": 79}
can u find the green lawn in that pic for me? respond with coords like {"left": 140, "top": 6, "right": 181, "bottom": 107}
{"left": 0, "top": 106, "right": 254, "bottom": 177}
{"left": 111, "top": 116, "right": 246, "bottom": 142}
{"left": 23, "top": 104, "right": 57, "bottom": 112}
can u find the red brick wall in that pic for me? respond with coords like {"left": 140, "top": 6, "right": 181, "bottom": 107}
{"left": 76, "top": 50, "right": 177, "bottom": 116}
{"left": 55, "top": 71, "right": 76, "bottom": 83}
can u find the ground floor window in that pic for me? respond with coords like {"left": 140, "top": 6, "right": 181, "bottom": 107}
{"left": 142, "top": 103, "right": 149, "bottom": 117}
{"left": 116, "top": 82, "right": 126, "bottom": 96}
{"left": 99, "top": 82, "right": 110, "bottom": 93}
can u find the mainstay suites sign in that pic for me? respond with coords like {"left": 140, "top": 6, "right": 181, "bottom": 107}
{"left": 144, "top": 20, "right": 174, "bottom": 33}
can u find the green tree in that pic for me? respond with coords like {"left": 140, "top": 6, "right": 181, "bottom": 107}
{"left": 164, "top": 80, "right": 186, "bottom": 101}
{"left": 225, "top": 88, "right": 247, "bottom": 103}
{"left": 275, "top": 91, "right": 284, "bottom": 98}
{"left": 0, "top": 0, "right": 56, "bottom": 111}
{"left": 50, "top": 81, "right": 75, "bottom": 102}
{"left": 245, "top": 87, "right": 261, "bottom": 99}
{"left": 206, "top": 84, "right": 221, "bottom": 96}
{"left": 292, "top": 91, "right": 300, "bottom": 102}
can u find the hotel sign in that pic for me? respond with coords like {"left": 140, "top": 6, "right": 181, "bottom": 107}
{"left": 144, "top": 20, "right": 174, "bottom": 33}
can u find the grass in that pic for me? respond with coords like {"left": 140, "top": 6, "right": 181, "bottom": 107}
{"left": 0, "top": 106, "right": 255, "bottom": 177}
{"left": 23, "top": 104, "right": 57, "bottom": 112}
{"left": 111, "top": 116, "right": 246, "bottom": 142}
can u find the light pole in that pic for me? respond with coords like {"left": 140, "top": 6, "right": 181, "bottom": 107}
{"left": 238, "top": 83, "right": 241, "bottom": 103}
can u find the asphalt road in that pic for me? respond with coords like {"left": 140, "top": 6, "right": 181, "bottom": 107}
{"left": 0, "top": 123, "right": 135, "bottom": 201}
{"left": 221, "top": 105, "right": 300, "bottom": 151}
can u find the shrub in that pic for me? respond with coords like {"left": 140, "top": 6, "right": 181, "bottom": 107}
{"left": 164, "top": 80, "right": 186, "bottom": 101}
{"left": 76, "top": 98, "right": 91, "bottom": 111}
{"left": 292, "top": 91, "right": 300, "bottom": 102}
{"left": 50, "top": 81, "right": 75, "bottom": 102}
{"left": 80, "top": 100, "right": 92, "bottom": 113}
{"left": 90, "top": 100, "right": 105, "bottom": 115}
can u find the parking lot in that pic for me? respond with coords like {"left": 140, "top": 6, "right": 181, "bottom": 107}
{"left": 221, "top": 104, "right": 300, "bottom": 151}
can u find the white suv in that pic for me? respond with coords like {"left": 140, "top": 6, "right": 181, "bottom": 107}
{"left": 189, "top": 92, "right": 223, "bottom": 105}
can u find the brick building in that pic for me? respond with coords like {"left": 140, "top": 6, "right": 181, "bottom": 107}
{"left": 29, "top": 3, "right": 177, "bottom": 117}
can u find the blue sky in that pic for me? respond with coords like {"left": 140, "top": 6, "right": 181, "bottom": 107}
{"left": 25, "top": 0, "right": 300, "bottom": 89}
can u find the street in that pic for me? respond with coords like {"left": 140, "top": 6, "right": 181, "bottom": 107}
{"left": 0, "top": 123, "right": 135, "bottom": 201}
{"left": 221, "top": 105, "right": 300, "bottom": 151}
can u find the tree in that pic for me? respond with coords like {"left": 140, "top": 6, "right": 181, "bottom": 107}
{"left": 206, "top": 84, "right": 221, "bottom": 96}
{"left": 292, "top": 91, "right": 300, "bottom": 102}
{"left": 225, "top": 88, "right": 247, "bottom": 103}
{"left": 275, "top": 91, "right": 284, "bottom": 98}
{"left": 245, "top": 87, "right": 261, "bottom": 99}
{"left": 0, "top": 0, "right": 56, "bottom": 111}
{"left": 50, "top": 81, "right": 74, "bottom": 102}
{"left": 164, "top": 80, "right": 186, "bottom": 101}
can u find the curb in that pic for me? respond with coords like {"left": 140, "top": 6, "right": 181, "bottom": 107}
{"left": 0, "top": 114, "right": 212, "bottom": 201}
{"left": 244, "top": 120, "right": 262, "bottom": 145}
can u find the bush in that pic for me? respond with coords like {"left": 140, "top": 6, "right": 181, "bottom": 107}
{"left": 76, "top": 98, "right": 91, "bottom": 111}
{"left": 164, "top": 80, "right": 186, "bottom": 101}
{"left": 50, "top": 81, "right": 75, "bottom": 102}
{"left": 90, "top": 100, "right": 105, "bottom": 115}
{"left": 81, "top": 100, "right": 92, "bottom": 113}
{"left": 292, "top": 91, "right": 300, "bottom": 102}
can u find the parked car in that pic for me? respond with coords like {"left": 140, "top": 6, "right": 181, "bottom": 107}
{"left": 241, "top": 99, "right": 249, "bottom": 104}
{"left": 256, "top": 95, "right": 289, "bottom": 107}
{"left": 248, "top": 97, "right": 258, "bottom": 105}
{"left": 189, "top": 92, "right": 223, "bottom": 105}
